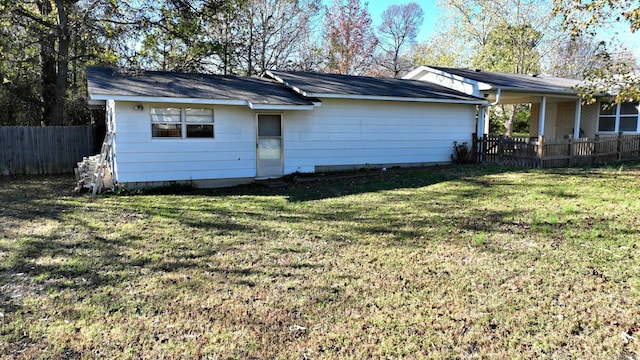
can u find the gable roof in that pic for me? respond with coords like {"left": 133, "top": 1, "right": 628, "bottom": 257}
{"left": 86, "top": 66, "right": 316, "bottom": 110}
{"left": 266, "top": 70, "right": 486, "bottom": 104}
{"left": 404, "top": 66, "right": 581, "bottom": 97}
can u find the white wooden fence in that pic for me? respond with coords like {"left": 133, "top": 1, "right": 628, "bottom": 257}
{"left": 0, "top": 126, "right": 97, "bottom": 175}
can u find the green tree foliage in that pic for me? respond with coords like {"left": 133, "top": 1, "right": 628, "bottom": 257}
{"left": 136, "top": 1, "right": 220, "bottom": 72}
{"left": 438, "top": 0, "right": 564, "bottom": 136}
{"left": 129, "top": 0, "right": 321, "bottom": 76}
{"left": 554, "top": 0, "right": 640, "bottom": 104}
{"left": 0, "top": 0, "right": 326, "bottom": 126}
{"left": 0, "top": 0, "right": 122, "bottom": 126}
{"left": 473, "top": 24, "right": 543, "bottom": 74}
{"left": 408, "top": 39, "right": 463, "bottom": 68}
{"left": 324, "top": 0, "right": 378, "bottom": 75}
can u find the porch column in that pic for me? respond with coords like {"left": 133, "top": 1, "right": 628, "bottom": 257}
{"left": 573, "top": 99, "right": 582, "bottom": 138}
{"left": 539, "top": 96, "right": 547, "bottom": 137}
{"left": 477, "top": 106, "right": 486, "bottom": 136}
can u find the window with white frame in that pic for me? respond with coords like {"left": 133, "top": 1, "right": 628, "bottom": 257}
{"left": 597, "top": 101, "right": 639, "bottom": 133}
{"left": 151, "top": 107, "right": 214, "bottom": 138}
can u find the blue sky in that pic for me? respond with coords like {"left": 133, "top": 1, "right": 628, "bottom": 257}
{"left": 363, "top": 1, "right": 640, "bottom": 61}
{"left": 366, "top": 0, "right": 438, "bottom": 41}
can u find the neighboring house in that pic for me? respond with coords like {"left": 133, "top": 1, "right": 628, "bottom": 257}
{"left": 404, "top": 66, "right": 613, "bottom": 141}
{"left": 86, "top": 67, "right": 486, "bottom": 188}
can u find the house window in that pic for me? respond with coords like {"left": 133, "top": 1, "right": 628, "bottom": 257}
{"left": 151, "top": 108, "right": 214, "bottom": 138}
{"left": 597, "top": 101, "right": 639, "bottom": 133}
{"left": 185, "top": 108, "right": 214, "bottom": 138}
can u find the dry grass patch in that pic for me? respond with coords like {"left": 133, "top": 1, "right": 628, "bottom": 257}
{"left": 1, "top": 165, "right": 639, "bottom": 358}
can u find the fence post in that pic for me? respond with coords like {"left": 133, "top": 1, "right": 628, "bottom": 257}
{"left": 617, "top": 131, "right": 623, "bottom": 161}
{"left": 568, "top": 135, "right": 574, "bottom": 167}
{"left": 472, "top": 133, "right": 478, "bottom": 163}
{"left": 537, "top": 135, "right": 544, "bottom": 168}
{"left": 592, "top": 134, "right": 600, "bottom": 165}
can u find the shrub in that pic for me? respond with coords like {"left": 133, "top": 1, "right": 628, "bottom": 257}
{"left": 451, "top": 141, "right": 475, "bottom": 164}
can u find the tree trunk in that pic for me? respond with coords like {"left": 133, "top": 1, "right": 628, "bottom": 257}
{"left": 38, "top": 0, "right": 56, "bottom": 126}
{"left": 52, "top": 0, "right": 70, "bottom": 126}
{"left": 504, "top": 105, "right": 518, "bottom": 137}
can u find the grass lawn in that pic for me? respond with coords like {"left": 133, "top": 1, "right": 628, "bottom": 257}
{"left": 1, "top": 163, "right": 639, "bottom": 359}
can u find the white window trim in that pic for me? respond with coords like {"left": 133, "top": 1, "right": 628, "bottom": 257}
{"left": 151, "top": 107, "right": 214, "bottom": 139}
{"left": 597, "top": 101, "right": 640, "bottom": 134}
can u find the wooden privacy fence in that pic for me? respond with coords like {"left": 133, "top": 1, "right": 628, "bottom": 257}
{"left": 473, "top": 133, "right": 640, "bottom": 169}
{"left": 0, "top": 126, "right": 97, "bottom": 175}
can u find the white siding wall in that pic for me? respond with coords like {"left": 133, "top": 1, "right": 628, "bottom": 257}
{"left": 112, "top": 99, "right": 477, "bottom": 184}
{"left": 283, "top": 99, "right": 476, "bottom": 174}
{"left": 113, "top": 101, "right": 256, "bottom": 183}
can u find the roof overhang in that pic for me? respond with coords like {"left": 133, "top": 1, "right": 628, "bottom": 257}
{"left": 480, "top": 87, "right": 578, "bottom": 97}
{"left": 88, "top": 94, "right": 316, "bottom": 110}
{"left": 480, "top": 89, "right": 579, "bottom": 105}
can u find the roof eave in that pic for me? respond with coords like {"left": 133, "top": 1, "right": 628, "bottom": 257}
{"left": 89, "top": 94, "right": 248, "bottom": 105}
{"left": 88, "top": 94, "right": 315, "bottom": 109}
{"left": 483, "top": 87, "right": 579, "bottom": 97}
{"left": 308, "top": 93, "right": 486, "bottom": 104}
{"left": 249, "top": 103, "right": 316, "bottom": 111}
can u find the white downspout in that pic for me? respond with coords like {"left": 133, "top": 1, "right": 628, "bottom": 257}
{"left": 478, "top": 88, "right": 501, "bottom": 136}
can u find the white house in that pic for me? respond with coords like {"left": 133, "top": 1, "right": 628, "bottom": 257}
{"left": 86, "top": 67, "right": 486, "bottom": 189}
{"left": 404, "top": 66, "right": 606, "bottom": 141}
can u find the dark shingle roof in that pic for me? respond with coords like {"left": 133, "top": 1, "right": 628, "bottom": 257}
{"left": 86, "top": 66, "right": 315, "bottom": 106}
{"left": 429, "top": 66, "right": 581, "bottom": 93}
{"left": 267, "top": 70, "right": 486, "bottom": 103}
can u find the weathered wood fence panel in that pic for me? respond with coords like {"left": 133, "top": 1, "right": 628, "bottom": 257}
{"left": 0, "top": 126, "right": 97, "bottom": 175}
{"left": 473, "top": 132, "right": 640, "bottom": 169}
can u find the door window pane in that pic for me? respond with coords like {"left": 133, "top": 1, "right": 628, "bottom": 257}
{"left": 258, "top": 115, "right": 281, "bottom": 136}
{"left": 258, "top": 138, "right": 281, "bottom": 159}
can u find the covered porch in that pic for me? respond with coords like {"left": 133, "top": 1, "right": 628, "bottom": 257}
{"left": 474, "top": 92, "right": 640, "bottom": 168}
{"left": 404, "top": 66, "right": 640, "bottom": 168}
{"left": 476, "top": 89, "right": 599, "bottom": 141}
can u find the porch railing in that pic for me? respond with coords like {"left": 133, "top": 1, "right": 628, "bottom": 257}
{"left": 472, "top": 132, "right": 640, "bottom": 168}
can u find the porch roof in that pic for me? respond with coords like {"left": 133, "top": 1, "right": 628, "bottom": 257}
{"left": 404, "top": 66, "right": 582, "bottom": 103}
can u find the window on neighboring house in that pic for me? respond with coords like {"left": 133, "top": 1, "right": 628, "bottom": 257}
{"left": 151, "top": 108, "right": 214, "bottom": 138}
{"left": 597, "top": 101, "right": 639, "bottom": 133}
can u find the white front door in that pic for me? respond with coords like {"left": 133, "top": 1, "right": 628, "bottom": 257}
{"left": 256, "top": 114, "right": 283, "bottom": 178}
